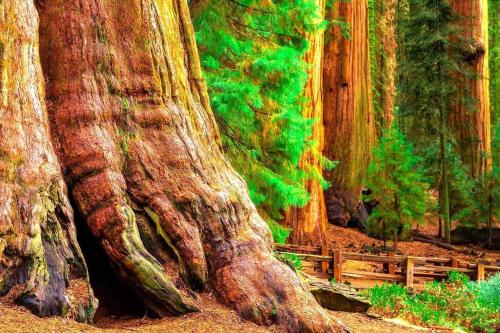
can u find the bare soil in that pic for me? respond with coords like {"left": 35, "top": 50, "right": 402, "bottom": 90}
{"left": 0, "top": 299, "right": 446, "bottom": 333}
{"left": 327, "top": 221, "right": 499, "bottom": 261}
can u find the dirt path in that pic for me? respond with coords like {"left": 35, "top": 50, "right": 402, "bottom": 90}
{"left": 1, "top": 300, "right": 445, "bottom": 333}
{"left": 331, "top": 311, "right": 451, "bottom": 333}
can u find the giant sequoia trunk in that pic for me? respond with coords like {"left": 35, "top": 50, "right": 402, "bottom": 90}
{"left": 323, "top": 0, "right": 376, "bottom": 226}
{"left": 450, "top": 0, "right": 491, "bottom": 178}
{"left": 0, "top": 1, "right": 97, "bottom": 321}
{"left": 1, "top": 1, "right": 343, "bottom": 332}
{"left": 283, "top": 0, "right": 328, "bottom": 246}
{"left": 374, "top": 0, "right": 397, "bottom": 131}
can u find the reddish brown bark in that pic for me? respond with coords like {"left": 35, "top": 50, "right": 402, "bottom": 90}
{"left": 374, "top": 0, "right": 397, "bottom": 131}
{"left": 22, "top": 0, "right": 344, "bottom": 331}
{"left": 0, "top": 0, "right": 96, "bottom": 321}
{"left": 450, "top": 0, "right": 491, "bottom": 177}
{"left": 283, "top": 0, "right": 328, "bottom": 246}
{"left": 323, "top": 0, "right": 376, "bottom": 226}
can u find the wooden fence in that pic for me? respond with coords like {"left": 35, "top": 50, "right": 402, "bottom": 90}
{"left": 274, "top": 243, "right": 500, "bottom": 289}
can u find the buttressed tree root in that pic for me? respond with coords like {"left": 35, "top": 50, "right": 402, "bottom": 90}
{"left": 1, "top": 0, "right": 348, "bottom": 332}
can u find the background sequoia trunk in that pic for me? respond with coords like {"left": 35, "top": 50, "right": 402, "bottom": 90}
{"left": 283, "top": 0, "right": 328, "bottom": 246}
{"left": 29, "top": 0, "right": 342, "bottom": 331}
{"left": 323, "top": 0, "right": 376, "bottom": 226}
{"left": 374, "top": 0, "right": 397, "bottom": 131}
{"left": 0, "top": 0, "right": 96, "bottom": 321}
{"left": 449, "top": 0, "right": 491, "bottom": 178}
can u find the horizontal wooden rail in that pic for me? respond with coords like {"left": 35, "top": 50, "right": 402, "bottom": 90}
{"left": 274, "top": 243, "right": 499, "bottom": 288}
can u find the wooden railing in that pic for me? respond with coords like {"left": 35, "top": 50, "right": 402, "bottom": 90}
{"left": 274, "top": 243, "right": 500, "bottom": 288}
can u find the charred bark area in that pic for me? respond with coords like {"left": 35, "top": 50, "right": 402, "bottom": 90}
{"left": 0, "top": 1, "right": 96, "bottom": 322}
{"left": 323, "top": 0, "right": 376, "bottom": 226}
{"left": 283, "top": 0, "right": 328, "bottom": 246}
{"left": 74, "top": 210, "right": 147, "bottom": 320}
{"left": 0, "top": 0, "right": 347, "bottom": 331}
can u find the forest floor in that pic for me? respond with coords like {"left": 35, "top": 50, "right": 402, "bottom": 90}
{"left": 0, "top": 298, "right": 449, "bottom": 333}
{"left": 1, "top": 221, "right": 496, "bottom": 333}
{"left": 327, "top": 220, "right": 498, "bottom": 261}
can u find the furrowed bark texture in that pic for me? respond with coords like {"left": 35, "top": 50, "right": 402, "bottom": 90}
{"left": 0, "top": 1, "right": 96, "bottom": 321}
{"left": 35, "top": 1, "right": 342, "bottom": 331}
{"left": 283, "top": 0, "right": 328, "bottom": 246}
{"left": 374, "top": 0, "right": 397, "bottom": 131}
{"left": 450, "top": 0, "right": 491, "bottom": 177}
{"left": 323, "top": 0, "right": 376, "bottom": 226}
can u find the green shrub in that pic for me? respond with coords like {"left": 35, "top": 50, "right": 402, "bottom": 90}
{"left": 268, "top": 219, "right": 291, "bottom": 244}
{"left": 365, "top": 272, "right": 500, "bottom": 332}
{"left": 477, "top": 272, "right": 500, "bottom": 311}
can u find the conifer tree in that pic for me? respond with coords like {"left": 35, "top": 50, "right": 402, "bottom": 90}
{"left": 365, "top": 127, "right": 428, "bottom": 251}
{"left": 190, "top": 0, "right": 326, "bottom": 225}
{"left": 397, "top": 0, "right": 473, "bottom": 243}
{"left": 323, "top": 0, "right": 376, "bottom": 226}
{"left": 449, "top": 0, "right": 491, "bottom": 179}
{"left": 370, "top": 0, "right": 398, "bottom": 132}
{"left": 473, "top": 122, "right": 499, "bottom": 247}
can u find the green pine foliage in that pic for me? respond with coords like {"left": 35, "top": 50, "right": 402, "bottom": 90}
{"left": 364, "top": 127, "right": 428, "bottom": 249}
{"left": 419, "top": 140, "right": 476, "bottom": 222}
{"left": 471, "top": 122, "right": 500, "bottom": 246}
{"left": 396, "top": 0, "right": 475, "bottom": 242}
{"left": 191, "top": 0, "right": 327, "bottom": 222}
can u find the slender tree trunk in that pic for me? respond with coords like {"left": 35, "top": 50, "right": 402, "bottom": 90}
{"left": 438, "top": 216, "right": 444, "bottom": 238}
{"left": 374, "top": 0, "right": 397, "bottom": 131}
{"left": 323, "top": 0, "right": 376, "bottom": 226}
{"left": 283, "top": 0, "right": 328, "bottom": 246}
{"left": 0, "top": 0, "right": 97, "bottom": 321}
{"left": 487, "top": 174, "right": 493, "bottom": 248}
{"left": 12, "top": 1, "right": 343, "bottom": 331}
{"left": 449, "top": 0, "right": 491, "bottom": 178}
{"left": 439, "top": 108, "right": 452, "bottom": 244}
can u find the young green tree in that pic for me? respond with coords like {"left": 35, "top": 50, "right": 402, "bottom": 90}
{"left": 190, "top": 0, "right": 326, "bottom": 224}
{"left": 473, "top": 121, "right": 499, "bottom": 247}
{"left": 397, "top": 0, "right": 474, "bottom": 243}
{"left": 365, "top": 127, "right": 428, "bottom": 251}
{"left": 419, "top": 140, "right": 476, "bottom": 233}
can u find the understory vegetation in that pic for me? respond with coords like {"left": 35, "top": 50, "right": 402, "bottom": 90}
{"left": 366, "top": 272, "right": 500, "bottom": 332}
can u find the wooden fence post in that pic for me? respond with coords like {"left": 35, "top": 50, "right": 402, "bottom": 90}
{"left": 406, "top": 257, "right": 414, "bottom": 288}
{"left": 333, "top": 249, "right": 343, "bottom": 283}
{"left": 386, "top": 252, "right": 396, "bottom": 275}
{"left": 321, "top": 244, "right": 329, "bottom": 274}
{"left": 451, "top": 257, "right": 458, "bottom": 268}
{"left": 475, "top": 263, "right": 485, "bottom": 281}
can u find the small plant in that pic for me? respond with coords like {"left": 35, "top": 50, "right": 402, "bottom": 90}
{"left": 277, "top": 253, "right": 303, "bottom": 273}
{"left": 268, "top": 220, "right": 291, "bottom": 244}
{"left": 365, "top": 272, "right": 500, "bottom": 332}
